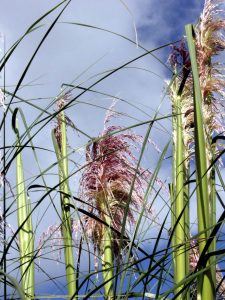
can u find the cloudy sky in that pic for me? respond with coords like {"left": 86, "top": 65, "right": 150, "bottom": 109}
{"left": 0, "top": 0, "right": 205, "bottom": 298}
{"left": 0, "top": 0, "right": 204, "bottom": 176}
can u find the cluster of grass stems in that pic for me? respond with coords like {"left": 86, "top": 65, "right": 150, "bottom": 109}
{"left": 0, "top": 1, "right": 225, "bottom": 299}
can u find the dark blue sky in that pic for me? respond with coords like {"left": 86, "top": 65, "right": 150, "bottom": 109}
{"left": 138, "top": 0, "right": 204, "bottom": 44}
{"left": 136, "top": 0, "right": 204, "bottom": 77}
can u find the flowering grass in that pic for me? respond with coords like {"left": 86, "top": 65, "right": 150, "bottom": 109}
{"left": 0, "top": 0, "right": 225, "bottom": 299}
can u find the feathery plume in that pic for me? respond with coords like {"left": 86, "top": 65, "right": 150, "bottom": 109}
{"left": 40, "top": 101, "right": 165, "bottom": 272}
{"left": 80, "top": 101, "right": 163, "bottom": 258}
{"left": 38, "top": 219, "right": 81, "bottom": 263}
{"left": 196, "top": 0, "right": 225, "bottom": 138}
{"left": 80, "top": 124, "right": 152, "bottom": 256}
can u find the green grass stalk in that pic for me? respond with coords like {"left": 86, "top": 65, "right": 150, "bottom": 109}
{"left": 184, "top": 175, "right": 190, "bottom": 300}
{"left": 171, "top": 90, "right": 177, "bottom": 289}
{"left": 53, "top": 106, "right": 76, "bottom": 299}
{"left": 15, "top": 122, "right": 34, "bottom": 299}
{"left": 174, "top": 94, "right": 186, "bottom": 299}
{"left": 170, "top": 71, "right": 189, "bottom": 299}
{"left": 100, "top": 199, "right": 114, "bottom": 300}
{"left": 169, "top": 183, "right": 176, "bottom": 286}
{"left": 185, "top": 24, "right": 215, "bottom": 300}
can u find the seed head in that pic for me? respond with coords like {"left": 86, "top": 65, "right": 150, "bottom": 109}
{"left": 168, "top": 41, "right": 195, "bottom": 160}
{"left": 80, "top": 124, "right": 152, "bottom": 256}
{"left": 196, "top": 0, "right": 225, "bottom": 136}
{"left": 79, "top": 101, "right": 164, "bottom": 257}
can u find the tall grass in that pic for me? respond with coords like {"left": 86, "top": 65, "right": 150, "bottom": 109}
{"left": 0, "top": 0, "right": 225, "bottom": 299}
{"left": 15, "top": 118, "right": 34, "bottom": 299}
{"left": 171, "top": 84, "right": 188, "bottom": 299}
{"left": 53, "top": 97, "right": 76, "bottom": 299}
{"left": 100, "top": 196, "right": 114, "bottom": 299}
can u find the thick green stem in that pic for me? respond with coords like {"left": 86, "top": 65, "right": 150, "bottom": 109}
{"left": 27, "top": 196, "right": 34, "bottom": 297}
{"left": 169, "top": 184, "right": 176, "bottom": 286}
{"left": 171, "top": 72, "right": 189, "bottom": 298}
{"left": 55, "top": 109, "right": 76, "bottom": 299}
{"left": 99, "top": 197, "right": 113, "bottom": 300}
{"left": 174, "top": 95, "right": 186, "bottom": 299}
{"left": 16, "top": 122, "right": 34, "bottom": 299}
{"left": 171, "top": 95, "right": 177, "bottom": 288}
{"left": 185, "top": 24, "right": 215, "bottom": 300}
{"left": 184, "top": 172, "right": 190, "bottom": 300}
{"left": 102, "top": 216, "right": 113, "bottom": 299}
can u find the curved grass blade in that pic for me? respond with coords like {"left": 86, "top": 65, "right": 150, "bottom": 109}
{"left": 185, "top": 24, "right": 215, "bottom": 300}
{"left": 0, "top": 270, "right": 26, "bottom": 300}
{"left": 14, "top": 113, "right": 34, "bottom": 299}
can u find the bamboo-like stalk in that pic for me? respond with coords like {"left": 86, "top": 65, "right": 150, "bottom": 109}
{"left": 53, "top": 102, "right": 76, "bottom": 299}
{"left": 184, "top": 173, "right": 190, "bottom": 300}
{"left": 27, "top": 195, "right": 34, "bottom": 297}
{"left": 169, "top": 70, "right": 190, "bottom": 299}
{"left": 171, "top": 87, "right": 177, "bottom": 289}
{"left": 174, "top": 94, "right": 186, "bottom": 299}
{"left": 15, "top": 122, "right": 34, "bottom": 299}
{"left": 100, "top": 197, "right": 114, "bottom": 300}
{"left": 176, "top": 95, "right": 190, "bottom": 300}
{"left": 169, "top": 183, "right": 176, "bottom": 284}
{"left": 185, "top": 24, "right": 215, "bottom": 300}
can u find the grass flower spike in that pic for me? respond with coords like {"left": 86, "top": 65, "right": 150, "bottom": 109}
{"left": 80, "top": 101, "right": 153, "bottom": 298}
{"left": 196, "top": 0, "right": 225, "bottom": 144}
{"left": 168, "top": 41, "right": 192, "bottom": 299}
{"left": 53, "top": 94, "right": 76, "bottom": 299}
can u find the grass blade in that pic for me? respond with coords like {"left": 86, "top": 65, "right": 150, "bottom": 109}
{"left": 14, "top": 116, "right": 34, "bottom": 299}
{"left": 185, "top": 23, "right": 215, "bottom": 300}
{"left": 52, "top": 100, "right": 76, "bottom": 299}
